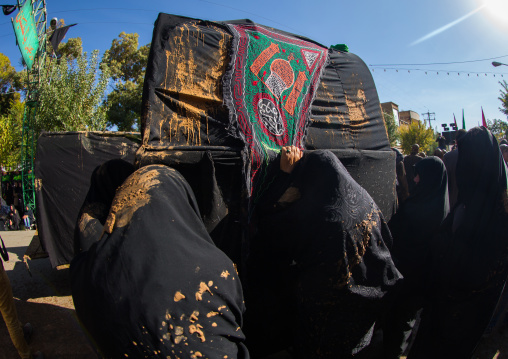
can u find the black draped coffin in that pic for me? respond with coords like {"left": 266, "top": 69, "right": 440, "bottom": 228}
{"left": 137, "top": 13, "right": 396, "bottom": 266}
{"left": 35, "top": 132, "right": 139, "bottom": 267}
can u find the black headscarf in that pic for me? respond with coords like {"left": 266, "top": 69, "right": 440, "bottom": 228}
{"left": 71, "top": 165, "right": 249, "bottom": 359}
{"left": 389, "top": 156, "right": 449, "bottom": 293}
{"left": 392, "top": 148, "right": 409, "bottom": 205}
{"left": 409, "top": 127, "right": 508, "bottom": 359}
{"left": 74, "top": 159, "right": 135, "bottom": 254}
{"left": 246, "top": 150, "right": 402, "bottom": 358}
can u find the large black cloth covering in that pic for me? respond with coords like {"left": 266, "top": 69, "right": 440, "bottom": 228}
{"left": 137, "top": 14, "right": 397, "bottom": 266}
{"left": 35, "top": 132, "right": 139, "bottom": 267}
{"left": 409, "top": 127, "right": 508, "bottom": 359}
{"left": 245, "top": 150, "right": 402, "bottom": 358}
{"left": 71, "top": 165, "right": 249, "bottom": 359}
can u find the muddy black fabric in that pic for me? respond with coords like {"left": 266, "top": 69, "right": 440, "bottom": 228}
{"left": 245, "top": 150, "right": 402, "bottom": 358}
{"left": 35, "top": 132, "right": 139, "bottom": 267}
{"left": 138, "top": 13, "right": 396, "bottom": 250}
{"left": 408, "top": 127, "right": 508, "bottom": 359}
{"left": 74, "top": 159, "right": 135, "bottom": 254}
{"left": 71, "top": 165, "right": 248, "bottom": 359}
{"left": 305, "top": 50, "right": 390, "bottom": 152}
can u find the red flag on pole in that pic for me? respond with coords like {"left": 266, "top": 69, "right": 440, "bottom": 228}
{"left": 453, "top": 113, "right": 457, "bottom": 128}
{"left": 481, "top": 107, "right": 487, "bottom": 128}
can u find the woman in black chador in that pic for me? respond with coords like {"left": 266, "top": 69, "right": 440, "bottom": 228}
{"left": 71, "top": 165, "right": 249, "bottom": 358}
{"left": 408, "top": 127, "right": 508, "bottom": 359}
{"left": 383, "top": 156, "right": 449, "bottom": 358}
{"left": 245, "top": 148, "right": 403, "bottom": 358}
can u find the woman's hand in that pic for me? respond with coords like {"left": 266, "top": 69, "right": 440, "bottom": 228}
{"left": 280, "top": 146, "right": 303, "bottom": 173}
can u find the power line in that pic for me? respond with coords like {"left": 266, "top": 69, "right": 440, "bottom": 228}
{"left": 369, "top": 54, "right": 508, "bottom": 67}
{"left": 370, "top": 67, "right": 507, "bottom": 77}
{"left": 421, "top": 111, "right": 436, "bottom": 128}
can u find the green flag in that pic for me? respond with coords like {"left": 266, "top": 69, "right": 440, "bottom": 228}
{"left": 12, "top": 0, "right": 39, "bottom": 70}
{"left": 462, "top": 109, "right": 466, "bottom": 130}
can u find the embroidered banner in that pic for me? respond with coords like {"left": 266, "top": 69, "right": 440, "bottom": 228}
{"left": 224, "top": 24, "right": 328, "bottom": 198}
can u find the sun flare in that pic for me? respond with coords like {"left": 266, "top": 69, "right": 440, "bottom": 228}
{"left": 483, "top": 0, "right": 508, "bottom": 23}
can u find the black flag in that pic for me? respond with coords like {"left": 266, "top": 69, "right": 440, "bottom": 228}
{"left": 49, "top": 23, "right": 77, "bottom": 57}
{"left": 1, "top": 4, "right": 17, "bottom": 15}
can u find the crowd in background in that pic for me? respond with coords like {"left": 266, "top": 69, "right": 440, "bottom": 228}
{"left": 387, "top": 127, "right": 508, "bottom": 358}
{"left": 0, "top": 173, "right": 35, "bottom": 231}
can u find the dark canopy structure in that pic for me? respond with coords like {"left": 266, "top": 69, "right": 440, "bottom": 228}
{"left": 69, "top": 13, "right": 400, "bottom": 358}
{"left": 35, "top": 132, "right": 139, "bottom": 267}
{"left": 137, "top": 13, "right": 396, "bottom": 267}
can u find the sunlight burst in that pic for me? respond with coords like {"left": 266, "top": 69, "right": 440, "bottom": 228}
{"left": 484, "top": 0, "right": 508, "bottom": 22}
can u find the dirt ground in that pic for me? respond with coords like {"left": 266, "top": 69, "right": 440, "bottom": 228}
{"left": 1, "top": 230, "right": 508, "bottom": 359}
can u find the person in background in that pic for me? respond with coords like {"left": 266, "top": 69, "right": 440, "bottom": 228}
{"left": 403, "top": 144, "right": 422, "bottom": 195}
{"left": 8, "top": 205, "right": 21, "bottom": 231}
{"left": 436, "top": 134, "right": 446, "bottom": 150}
{"left": 383, "top": 157, "right": 449, "bottom": 358}
{"left": 392, "top": 148, "right": 409, "bottom": 205}
{"left": 22, "top": 206, "right": 34, "bottom": 230}
{"left": 433, "top": 148, "right": 444, "bottom": 160}
{"left": 442, "top": 129, "right": 467, "bottom": 209}
{"left": 500, "top": 144, "right": 508, "bottom": 164}
{"left": 408, "top": 127, "right": 508, "bottom": 359}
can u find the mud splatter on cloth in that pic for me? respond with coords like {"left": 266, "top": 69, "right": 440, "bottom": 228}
{"left": 71, "top": 165, "right": 248, "bottom": 358}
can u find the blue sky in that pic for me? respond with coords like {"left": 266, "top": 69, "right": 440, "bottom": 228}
{"left": 1, "top": 0, "right": 508, "bottom": 131}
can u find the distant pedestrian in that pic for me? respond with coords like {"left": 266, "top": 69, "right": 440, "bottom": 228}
{"left": 403, "top": 144, "right": 422, "bottom": 195}
{"left": 442, "top": 129, "right": 467, "bottom": 209}
{"left": 501, "top": 144, "right": 508, "bottom": 164}
{"left": 392, "top": 148, "right": 409, "bottom": 205}
{"left": 8, "top": 205, "right": 20, "bottom": 231}
{"left": 384, "top": 156, "right": 449, "bottom": 358}
{"left": 22, "top": 206, "right": 34, "bottom": 230}
{"left": 436, "top": 134, "right": 446, "bottom": 150}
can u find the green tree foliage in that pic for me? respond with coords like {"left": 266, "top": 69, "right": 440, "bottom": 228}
{"left": 103, "top": 32, "right": 149, "bottom": 131}
{"left": 0, "top": 53, "right": 21, "bottom": 116}
{"left": 0, "top": 100, "right": 24, "bottom": 169}
{"left": 487, "top": 118, "right": 508, "bottom": 141}
{"left": 383, "top": 111, "right": 399, "bottom": 147}
{"left": 36, "top": 50, "right": 110, "bottom": 133}
{"left": 499, "top": 80, "right": 508, "bottom": 119}
{"left": 58, "top": 37, "right": 83, "bottom": 60}
{"left": 399, "top": 121, "right": 435, "bottom": 155}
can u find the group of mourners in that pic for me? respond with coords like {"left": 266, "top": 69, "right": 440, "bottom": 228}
{"left": 0, "top": 202, "right": 35, "bottom": 231}
{"left": 68, "top": 126, "right": 508, "bottom": 359}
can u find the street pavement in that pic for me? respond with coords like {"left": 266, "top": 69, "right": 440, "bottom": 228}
{"left": 0, "top": 230, "right": 98, "bottom": 359}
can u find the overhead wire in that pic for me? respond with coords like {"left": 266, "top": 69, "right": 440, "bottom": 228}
{"left": 370, "top": 67, "right": 507, "bottom": 77}
{"left": 369, "top": 54, "right": 508, "bottom": 66}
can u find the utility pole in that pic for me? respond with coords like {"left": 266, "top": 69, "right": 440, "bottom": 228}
{"left": 421, "top": 111, "right": 435, "bottom": 128}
